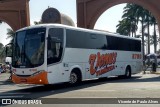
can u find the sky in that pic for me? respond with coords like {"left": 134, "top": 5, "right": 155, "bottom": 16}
{"left": 0, "top": 0, "right": 125, "bottom": 46}
{"left": 0, "top": 0, "right": 157, "bottom": 53}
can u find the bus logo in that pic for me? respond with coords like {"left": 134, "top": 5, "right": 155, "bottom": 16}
{"left": 132, "top": 54, "right": 142, "bottom": 59}
{"left": 89, "top": 52, "right": 117, "bottom": 76}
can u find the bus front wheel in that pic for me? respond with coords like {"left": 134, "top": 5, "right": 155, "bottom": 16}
{"left": 69, "top": 70, "right": 81, "bottom": 85}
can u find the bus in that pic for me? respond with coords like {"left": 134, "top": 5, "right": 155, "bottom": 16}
{"left": 11, "top": 24, "right": 142, "bottom": 85}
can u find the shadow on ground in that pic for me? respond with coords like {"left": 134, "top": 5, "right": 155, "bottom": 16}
{"left": 0, "top": 73, "right": 160, "bottom": 100}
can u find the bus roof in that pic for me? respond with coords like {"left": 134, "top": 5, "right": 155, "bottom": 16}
{"left": 17, "top": 24, "right": 141, "bottom": 41}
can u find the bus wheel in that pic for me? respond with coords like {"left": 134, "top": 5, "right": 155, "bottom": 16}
{"left": 125, "top": 67, "right": 131, "bottom": 78}
{"left": 69, "top": 71, "right": 81, "bottom": 85}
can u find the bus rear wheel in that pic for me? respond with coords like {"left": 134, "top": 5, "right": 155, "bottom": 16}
{"left": 125, "top": 67, "right": 131, "bottom": 78}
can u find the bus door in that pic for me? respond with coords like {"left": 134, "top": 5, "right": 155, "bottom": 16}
{"left": 47, "top": 28, "right": 64, "bottom": 83}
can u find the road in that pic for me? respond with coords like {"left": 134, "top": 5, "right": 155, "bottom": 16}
{"left": 0, "top": 72, "right": 160, "bottom": 107}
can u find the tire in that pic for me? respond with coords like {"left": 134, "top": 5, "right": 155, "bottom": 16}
{"left": 69, "top": 71, "right": 81, "bottom": 85}
{"left": 152, "top": 63, "right": 156, "bottom": 72}
{"left": 125, "top": 67, "right": 131, "bottom": 78}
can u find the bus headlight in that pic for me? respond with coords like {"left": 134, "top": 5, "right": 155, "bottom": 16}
{"left": 12, "top": 71, "right": 16, "bottom": 75}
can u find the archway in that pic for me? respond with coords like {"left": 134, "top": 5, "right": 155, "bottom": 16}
{"left": 76, "top": 0, "right": 160, "bottom": 32}
{"left": 0, "top": 0, "right": 30, "bottom": 31}
{"left": 0, "top": 22, "right": 13, "bottom": 45}
{"left": 94, "top": 3, "right": 159, "bottom": 54}
{"left": 94, "top": 4, "right": 126, "bottom": 32}
{"left": 0, "top": 22, "right": 13, "bottom": 63}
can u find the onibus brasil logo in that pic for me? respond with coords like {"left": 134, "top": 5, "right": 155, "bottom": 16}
{"left": 89, "top": 52, "right": 117, "bottom": 76}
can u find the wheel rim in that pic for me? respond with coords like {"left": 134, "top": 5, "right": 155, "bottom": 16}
{"left": 69, "top": 72, "right": 78, "bottom": 84}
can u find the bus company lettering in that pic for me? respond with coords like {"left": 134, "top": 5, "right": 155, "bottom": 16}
{"left": 132, "top": 54, "right": 141, "bottom": 59}
{"left": 89, "top": 52, "right": 117, "bottom": 76}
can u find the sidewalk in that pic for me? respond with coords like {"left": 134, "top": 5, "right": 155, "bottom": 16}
{"left": 144, "top": 67, "right": 160, "bottom": 74}
{"left": 149, "top": 71, "right": 160, "bottom": 74}
{"left": 0, "top": 73, "right": 11, "bottom": 82}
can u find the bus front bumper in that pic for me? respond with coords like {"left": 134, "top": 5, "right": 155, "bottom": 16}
{"left": 12, "top": 71, "right": 49, "bottom": 84}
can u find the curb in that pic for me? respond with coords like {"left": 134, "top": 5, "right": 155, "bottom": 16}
{"left": 141, "top": 71, "right": 160, "bottom": 75}
{"left": 0, "top": 79, "right": 13, "bottom": 83}
{"left": 151, "top": 72, "right": 160, "bottom": 74}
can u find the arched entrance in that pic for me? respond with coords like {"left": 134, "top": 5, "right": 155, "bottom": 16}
{"left": 0, "top": 0, "right": 30, "bottom": 31}
{"left": 76, "top": 0, "right": 160, "bottom": 31}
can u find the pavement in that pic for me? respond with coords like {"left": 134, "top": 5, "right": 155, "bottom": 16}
{"left": 0, "top": 73, "right": 11, "bottom": 82}
{"left": 143, "top": 67, "right": 160, "bottom": 74}
{"left": 0, "top": 70, "right": 160, "bottom": 83}
{"left": 0, "top": 71, "right": 160, "bottom": 107}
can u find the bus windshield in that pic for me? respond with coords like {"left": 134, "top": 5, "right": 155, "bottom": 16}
{"left": 12, "top": 28, "right": 46, "bottom": 68}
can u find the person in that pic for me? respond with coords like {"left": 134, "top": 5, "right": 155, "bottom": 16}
{"left": 47, "top": 49, "right": 54, "bottom": 64}
{"left": 48, "top": 49, "right": 53, "bottom": 59}
{"left": 152, "top": 55, "right": 157, "bottom": 72}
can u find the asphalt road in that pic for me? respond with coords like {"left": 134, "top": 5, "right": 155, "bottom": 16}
{"left": 0, "top": 72, "right": 160, "bottom": 107}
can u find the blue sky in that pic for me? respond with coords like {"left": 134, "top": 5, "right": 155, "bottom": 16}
{"left": 0, "top": 0, "right": 126, "bottom": 46}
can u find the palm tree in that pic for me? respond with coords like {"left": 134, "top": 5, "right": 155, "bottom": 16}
{"left": 116, "top": 19, "right": 131, "bottom": 36}
{"left": 150, "top": 14, "right": 157, "bottom": 53}
{"left": 0, "top": 43, "right": 5, "bottom": 62}
{"left": 143, "top": 10, "right": 152, "bottom": 54}
{"left": 6, "top": 28, "right": 15, "bottom": 43}
{"left": 142, "top": 10, "right": 159, "bottom": 54}
{"left": 116, "top": 3, "right": 149, "bottom": 64}
{"left": 116, "top": 4, "right": 145, "bottom": 60}
{"left": 122, "top": 4, "right": 138, "bottom": 37}
{"left": 0, "top": 43, "right": 3, "bottom": 49}
{"left": 117, "top": 3, "right": 159, "bottom": 65}
{"left": 130, "top": 4, "right": 148, "bottom": 63}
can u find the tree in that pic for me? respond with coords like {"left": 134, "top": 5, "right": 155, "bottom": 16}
{"left": 136, "top": 9, "right": 145, "bottom": 61}
{"left": 116, "top": 19, "right": 131, "bottom": 36}
{"left": 150, "top": 14, "right": 158, "bottom": 53}
{"left": 34, "top": 20, "right": 42, "bottom": 25}
{"left": 0, "top": 43, "right": 5, "bottom": 62}
{"left": 122, "top": 4, "right": 138, "bottom": 37}
{"left": 116, "top": 3, "right": 159, "bottom": 65}
{"left": 0, "top": 43, "right": 3, "bottom": 49}
{"left": 116, "top": 4, "right": 146, "bottom": 62}
{"left": 142, "top": 10, "right": 153, "bottom": 54}
{"left": 0, "top": 43, "right": 4, "bottom": 56}
{"left": 6, "top": 28, "right": 15, "bottom": 43}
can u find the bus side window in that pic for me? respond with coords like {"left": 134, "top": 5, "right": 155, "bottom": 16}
{"left": 47, "top": 28, "right": 63, "bottom": 65}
